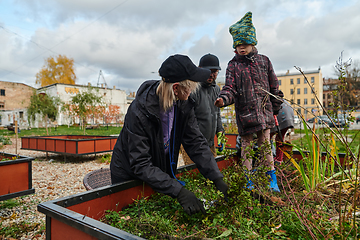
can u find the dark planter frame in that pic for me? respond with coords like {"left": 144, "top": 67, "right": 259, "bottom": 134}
{"left": 0, "top": 154, "right": 35, "bottom": 201}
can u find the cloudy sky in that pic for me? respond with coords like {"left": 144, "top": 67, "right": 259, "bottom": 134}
{"left": 0, "top": 0, "right": 359, "bottom": 93}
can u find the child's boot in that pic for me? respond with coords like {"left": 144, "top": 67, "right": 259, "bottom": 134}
{"left": 244, "top": 170, "right": 255, "bottom": 190}
{"left": 266, "top": 169, "right": 280, "bottom": 192}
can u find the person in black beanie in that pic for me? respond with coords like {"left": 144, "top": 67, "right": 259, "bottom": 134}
{"left": 110, "top": 54, "right": 228, "bottom": 216}
{"left": 181, "top": 53, "right": 225, "bottom": 165}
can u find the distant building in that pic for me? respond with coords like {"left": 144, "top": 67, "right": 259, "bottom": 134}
{"left": 0, "top": 81, "right": 35, "bottom": 128}
{"left": 323, "top": 78, "right": 339, "bottom": 109}
{"left": 37, "top": 83, "right": 127, "bottom": 127}
{"left": 277, "top": 68, "right": 323, "bottom": 120}
{"left": 216, "top": 68, "right": 324, "bottom": 124}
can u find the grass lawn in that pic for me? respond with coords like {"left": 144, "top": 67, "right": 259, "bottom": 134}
{"left": 293, "top": 128, "right": 360, "bottom": 153}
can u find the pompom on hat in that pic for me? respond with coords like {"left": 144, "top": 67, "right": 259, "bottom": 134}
{"left": 229, "top": 11, "right": 257, "bottom": 48}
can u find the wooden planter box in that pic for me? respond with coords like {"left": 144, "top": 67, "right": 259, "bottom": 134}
{"left": 0, "top": 153, "right": 35, "bottom": 201}
{"left": 214, "top": 133, "right": 238, "bottom": 149}
{"left": 37, "top": 155, "right": 235, "bottom": 240}
{"left": 292, "top": 150, "right": 346, "bottom": 166}
{"left": 36, "top": 149, "right": 347, "bottom": 239}
{"left": 21, "top": 135, "right": 118, "bottom": 156}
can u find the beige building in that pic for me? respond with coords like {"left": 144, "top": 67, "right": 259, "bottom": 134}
{"left": 277, "top": 68, "right": 323, "bottom": 120}
{"left": 0, "top": 81, "right": 35, "bottom": 127}
{"left": 217, "top": 68, "right": 323, "bottom": 123}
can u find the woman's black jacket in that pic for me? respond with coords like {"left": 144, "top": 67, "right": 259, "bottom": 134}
{"left": 110, "top": 80, "right": 223, "bottom": 198}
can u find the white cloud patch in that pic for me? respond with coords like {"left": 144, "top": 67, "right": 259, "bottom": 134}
{"left": 1, "top": 0, "right": 360, "bottom": 91}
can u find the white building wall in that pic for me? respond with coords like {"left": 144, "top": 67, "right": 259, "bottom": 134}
{"left": 37, "top": 83, "right": 127, "bottom": 126}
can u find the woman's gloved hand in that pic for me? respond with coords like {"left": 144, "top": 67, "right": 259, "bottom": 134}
{"left": 177, "top": 187, "right": 206, "bottom": 216}
{"left": 213, "top": 178, "right": 229, "bottom": 202}
{"left": 217, "top": 132, "right": 225, "bottom": 152}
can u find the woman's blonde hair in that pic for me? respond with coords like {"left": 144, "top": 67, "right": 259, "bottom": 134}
{"left": 156, "top": 79, "right": 199, "bottom": 111}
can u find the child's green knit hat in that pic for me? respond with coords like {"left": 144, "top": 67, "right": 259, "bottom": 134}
{"left": 229, "top": 11, "right": 257, "bottom": 48}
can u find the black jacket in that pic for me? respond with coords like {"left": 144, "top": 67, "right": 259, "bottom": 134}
{"left": 110, "top": 80, "right": 223, "bottom": 198}
{"left": 191, "top": 81, "right": 224, "bottom": 147}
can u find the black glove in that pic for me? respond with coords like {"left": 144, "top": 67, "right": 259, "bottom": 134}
{"left": 213, "top": 178, "right": 229, "bottom": 202}
{"left": 177, "top": 187, "right": 206, "bottom": 216}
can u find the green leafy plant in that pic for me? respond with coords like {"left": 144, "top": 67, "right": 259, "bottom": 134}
{"left": 0, "top": 135, "right": 12, "bottom": 145}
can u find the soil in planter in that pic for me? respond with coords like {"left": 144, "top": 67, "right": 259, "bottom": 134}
{"left": 101, "top": 161, "right": 317, "bottom": 239}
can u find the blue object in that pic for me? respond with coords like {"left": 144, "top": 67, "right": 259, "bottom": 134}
{"left": 266, "top": 170, "right": 280, "bottom": 192}
{"left": 244, "top": 170, "right": 255, "bottom": 190}
{"left": 218, "top": 143, "right": 224, "bottom": 152}
{"left": 169, "top": 105, "right": 185, "bottom": 186}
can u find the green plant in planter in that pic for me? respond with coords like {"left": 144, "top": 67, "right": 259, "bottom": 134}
{"left": 0, "top": 155, "right": 17, "bottom": 162}
{"left": 281, "top": 54, "right": 360, "bottom": 239}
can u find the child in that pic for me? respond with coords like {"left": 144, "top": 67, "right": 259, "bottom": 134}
{"left": 215, "top": 12, "right": 282, "bottom": 192}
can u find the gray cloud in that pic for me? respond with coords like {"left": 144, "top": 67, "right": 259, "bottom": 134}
{"left": 1, "top": 0, "right": 360, "bottom": 92}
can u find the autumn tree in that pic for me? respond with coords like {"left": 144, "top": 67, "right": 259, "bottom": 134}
{"left": 35, "top": 54, "right": 76, "bottom": 87}
{"left": 103, "top": 105, "right": 122, "bottom": 127}
{"left": 27, "top": 91, "right": 62, "bottom": 135}
{"left": 68, "top": 87, "right": 104, "bottom": 135}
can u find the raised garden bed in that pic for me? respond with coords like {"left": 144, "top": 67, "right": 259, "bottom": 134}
{"left": 36, "top": 150, "right": 347, "bottom": 239}
{"left": 214, "top": 133, "right": 237, "bottom": 149}
{"left": 0, "top": 153, "right": 35, "bottom": 201}
{"left": 21, "top": 135, "right": 118, "bottom": 156}
{"left": 37, "top": 155, "right": 234, "bottom": 240}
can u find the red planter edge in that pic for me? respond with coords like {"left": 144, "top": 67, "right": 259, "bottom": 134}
{"left": 0, "top": 155, "right": 35, "bottom": 201}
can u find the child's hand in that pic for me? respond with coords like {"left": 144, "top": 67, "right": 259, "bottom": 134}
{"left": 215, "top": 98, "right": 224, "bottom": 107}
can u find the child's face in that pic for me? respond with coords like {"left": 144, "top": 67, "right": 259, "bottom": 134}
{"left": 236, "top": 44, "right": 253, "bottom": 55}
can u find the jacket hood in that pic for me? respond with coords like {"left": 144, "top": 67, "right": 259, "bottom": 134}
{"left": 135, "top": 80, "right": 161, "bottom": 118}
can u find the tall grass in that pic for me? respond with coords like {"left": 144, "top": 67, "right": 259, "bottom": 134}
{"left": 278, "top": 54, "right": 360, "bottom": 239}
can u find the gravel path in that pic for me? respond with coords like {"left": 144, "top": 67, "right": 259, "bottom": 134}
{"left": 0, "top": 137, "right": 110, "bottom": 240}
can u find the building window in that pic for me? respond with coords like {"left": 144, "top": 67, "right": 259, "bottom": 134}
{"left": 297, "top": 108, "right": 301, "bottom": 114}
{"left": 297, "top": 99, "right": 300, "bottom": 104}
{"left": 19, "top": 111, "right": 24, "bottom": 119}
{"left": 297, "top": 88, "right": 300, "bottom": 94}
{"left": 304, "top": 88, "right": 308, "bottom": 94}
{"left": 311, "top": 98, "right": 315, "bottom": 104}
{"left": 304, "top": 78, "right": 307, "bottom": 84}
{"left": 311, "top": 77, "right": 315, "bottom": 83}
{"left": 297, "top": 78, "right": 300, "bottom": 84}
{"left": 279, "top": 80, "right": 281, "bottom": 85}
{"left": 290, "top": 89, "right": 294, "bottom": 95}
{"left": 0, "top": 89, "right": 5, "bottom": 96}
{"left": 304, "top": 99, "right": 308, "bottom": 105}
{"left": 0, "top": 102, "right": 4, "bottom": 108}
{"left": 290, "top": 79, "right": 294, "bottom": 84}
